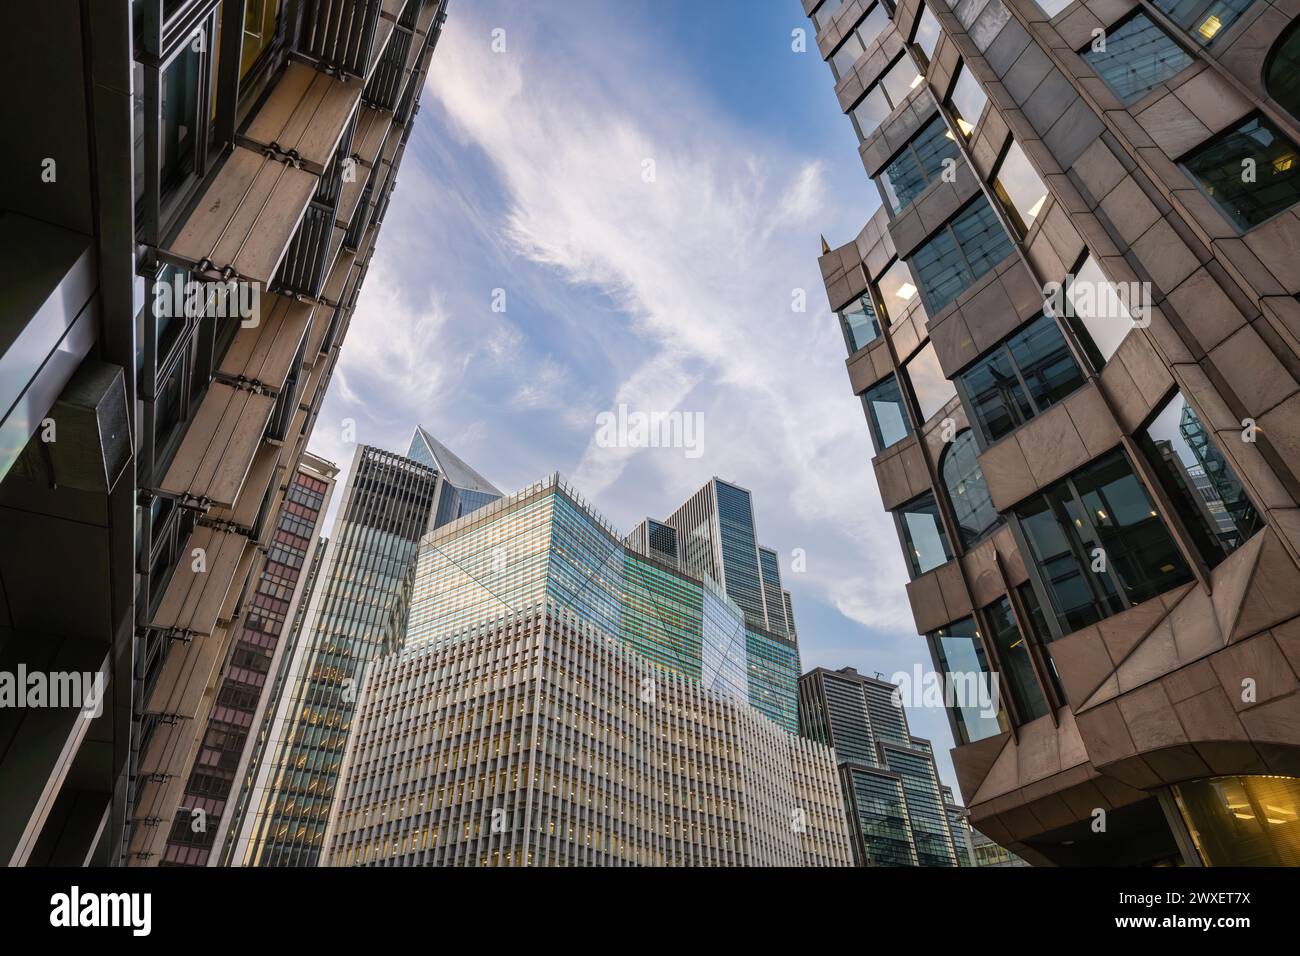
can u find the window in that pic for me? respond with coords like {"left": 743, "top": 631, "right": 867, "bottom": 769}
{"left": 905, "top": 341, "right": 957, "bottom": 422}
{"left": 1151, "top": 0, "right": 1254, "bottom": 46}
{"left": 957, "top": 314, "right": 1085, "bottom": 443}
{"left": 851, "top": 56, "right": 925, "bottom": 139}
{"left": 947, "top": 63, "right": 988, "bottom": 137}
{"left": 941, "top": 430, "right": 1001, "bottom": 546}
{"left": 1266, "top": 21, "right": 1300, "bottom": 121}
{"left": 1033, "top": 0, "right": 1074, "bottom": 14}
{"left": 930, "top": 617, "right": 1007, "bottom": 744}
{"left": 1084, "top": 14, "right": 1193, "bottom": 105}
{"left": 912, "top": 4, "right": 943, "bottom": 63}
{"left": 829, "top": 3, "right": 890, "bottom": 78}
{"left": 863, "top": 375, "right": 913, "bottom": 450}
{"left": 1137, "top": 392, "right": 1260, "bottom": 568}
{"left": 1174, "top": 775, "right": 1300, "bottom": 866}
{"left": 1181, "top": 114, "right": 1300, "bottom": 230}
{"left": 812, "top": 0, "right": 845, "bottom": 31}
{"left": 242, "top": 0, "right": 284, "bottom": 79}
{"left": 1015, "top": 451, "right": 1193, "bottom": 636}
{"left": 880, "top": 115, "right": 963, "bottom": 213}
{"left": 876, "top": 258, "right": 920, "bottom": 324}
{"left": 1060, "top": 255, "right": 1134, "bottom": 366}
{"left": 991, "top": 140, "right": 1048, "bottom": 236}
{"left": 985, "top": 597, "right": 1049, "bottom": 722}
{"left": 909, "top": 197, "right": 1015, "bottom": 315}
{"left": 839, "top": 291, "right": 882, "bottom": 353}
{"left": 160, "top": 40, "right": 202, "bottom": 195}
{"left": 897, "top": 492, "right": 953, "bottom": 577}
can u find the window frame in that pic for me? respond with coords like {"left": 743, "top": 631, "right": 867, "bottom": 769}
{"left": 893, "top": 489, "right": 955, "bottom": 579}
{"left": 1080, "top": 10, "right": 1197, "bottom": 108}
{"left": 849, "top": 54, "right": 925, "bottom": 140}
{"left": 1178, "top": 111, "right": 1300, "bottom": 233}
{"left": 939, "top": 428, "right": 1003, "bottom": 548}
{"left": 908, "top": 196, "right": 1016, "bottom": 317}
{"left": 862, "top": 374, "right": 915, "bottom": 452}
{"left": 879, "top": 113, "right": 963, "bottom": 215}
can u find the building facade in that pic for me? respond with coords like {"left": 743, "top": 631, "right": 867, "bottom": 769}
{"left": 807, "top": 0, "right": 1300, "bottom": 864}
{"left": 0, "top": 0, "right": 448, "bottom": 867}
{"left": 799, "top": 666, "right": 964, "bottom": 865}
{"left": 323, "top": 603, "right": 851, "bottom": 867}
{"left": 224, "top": 431, "right": 501, "bottom": 866}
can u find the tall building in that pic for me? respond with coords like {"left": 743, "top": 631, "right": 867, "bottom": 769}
{"left": 321, "top": 475, "right": 852, "bottom": 866}
{"left": 225, "top": 430, "right": 501, "bottom": 866}
{"left": 806, "top": 0, "right": 1300, "bottom": 864}
{"left": 799, "top": 666, "right": 962, "bottom": 866}
{"left": 0, "top": 0, "right": 448, "bottom": 867}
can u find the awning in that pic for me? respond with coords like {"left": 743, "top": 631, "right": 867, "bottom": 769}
{"left": 158, "top": 382, "right": 275, "bottom": 508}
{"left": 241, "top": 62, "right": 363, "bottom": 176}
{"left": 217, "top": 294, "right": 314, "bottom": 394}
{"left": 147, "top": 525, "right": 249, "bottom": 638}
{"left": 209, "top": 442, "right": 283, "bottom": 533}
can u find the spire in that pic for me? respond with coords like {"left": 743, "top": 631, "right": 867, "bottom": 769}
{"left": 820, "top": 234, "right": 831, "bottom": 255}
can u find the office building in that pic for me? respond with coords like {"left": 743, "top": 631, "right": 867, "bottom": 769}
{"left": 799, "top": 666, "right": 963, "bottom": 865}
{"left": 0, "top": 0, "right": 448, "bottom": 866}
{"left": 807, "top": 0, "right": 1300, "bottom": 864}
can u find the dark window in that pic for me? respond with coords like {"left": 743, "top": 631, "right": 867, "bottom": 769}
{"left": 839, "top": 291, "right": 882, "bottom": 353}
{"left": 160, "top": 41, "right": 202, "bottom": 195}
{"left": 880, "top": 115, "right": 963, "bottom": 214}
{"left": 1016, "top": 451, "right": 1193, "bottom": 636}
{"left": 1015, "top": 582, "right": 1066, "bottom": 698}
{"left": 863, "top": 375, "right": 913, "bottom": 451}
{"left": 985, "top": 597, "right": 1049, "bottom": 722}
{"left": 1151, "top": 0, "right": 1254, "bottom": 46}
{"left": 957, "top": 314, "right": 1085, "bottom": 442}
{"left": 930, "top": 617, "right": 1006, "bottom": 744}
{"left": 941, "top": 430, "right": 1002, "bottom": 547}
{"left": 1084, "top": 13, "right": 1193, "bottom": 105}
{"left": 909, "top": 197, "right": 1015, "bottom": 315}
{"left": 1266, "top": 20, "right": 1300, "bottom": 121}
{"left": 1137, "top": 391, "right": 1261, "bottom": 568}
{"left": 897, "top": 491, "right": 953, "bottom": 577}
{"left": 1181, "top": 114, "right": 1300, "bottom": 230}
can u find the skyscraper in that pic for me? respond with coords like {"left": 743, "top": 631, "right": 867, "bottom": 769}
{"left": 799, "top": 666, "right": 962, "bottom": 866}
{"left": 225, "top": 429, "right": 500, "bottom": 867}
{"left": 0, "top": 0, "right": 449, "bottom": 867}
{"left": 807, "top": 0, "right": 1300, "bottom": 864}
{"left": 321, "top": 474, "right": 851, "bottom": 867}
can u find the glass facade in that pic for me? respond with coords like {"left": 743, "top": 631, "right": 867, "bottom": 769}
{"left": 957, "top": 314, "right": 1085, "bottom": 443}
{"left": 897, "top": 491, "right": 953, "bottom": 577}
{"left": 839, "top": 290, "right": 882, "bottom": 352}
{"left": 1266, "top": 22, "right": 1300, "bottom": 121}
{"left": 883, "top": 746, "right": 959, "bottom": 866}
{"left": 1181, "top": 114, "right": 1300, "bottom": 230}
{"left": 844, "top": 769, "right": 918, "bottom": 866}
{"left": 985, "top": 596, "right": 1049, "bottom": 722}
{"left": 992, "top": 139, "right": 1048, "bottom": 236}
{"left": 1175, "top": 775, "right": 1300, "bottom": 865}
{"left": 715, "top": 480, "right": 767, "bottom": 626}
{"left": 863, "top": 375, "right": 913, "bottom": 450}
{"left": 829, "top": 3, "right": 890, "bottom": 78}
{"left": 1016, "top": 451, "right": 1193, "bottom": 636}
{"left": 1084, "top": 14, "right": 1193, "bottom": 105}
{"left": 941, "top": 429, "right": 1001, "bottom": 547}
{"left": 905, "top": 340, "right": 957, "bottom": 422}
{"left": 851, "top": 56, "right": 925, "bottom": 139}
{"left": 948, "top": 63, "right": 989, "bottom": 137}
{"left": 881, "top": 115, "right": 963, "bottom": 214}
{"left": 1151, "top": 0, "right": 1255, "bottom": 45}
{"left": 876, "top": 258, "right": 921, "bottom": 323}
{"left": 909, "top": 197, "right": 1015, "bottom": 315}
{"left": 745, "top": 626, "right": 801, "bottom": 732}
{"left": 931, "top": 617, "right": 1007, "bottom": 744}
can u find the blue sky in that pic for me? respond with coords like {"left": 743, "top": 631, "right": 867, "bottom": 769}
{"left": 308, "top": 0, "right": 963, "bottom": 793}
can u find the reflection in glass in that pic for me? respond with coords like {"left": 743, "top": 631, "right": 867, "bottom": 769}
{"left": 906, "top": 341, "right": 957, "bottom": 422}
{"left": 1175, "top": 775, "right": 1300, "bottom": 866}
{"left": 881, "top": 114, "right": 963, "bottom": 213}
{"left": 930, "top": 617, "right": 1007, "bottom": 744}
{"left": 986, "top": 597, "right": 1048, "bottom": 722}
{"left": 1063, "top": 255, "right": 1131, "bottom": 365}
{"left": 161, "top": 43, "right": 200, "bottom": 194}
{"left": 876, "top": 258, "right": 919, "bottom": 322}
{"left": 941, "top": 430, "right": 1001, "bottom": 546}
{"left": 913, "top": 5, "right": 943, "bottom": 62}
{"left": 898, "top": 492, "right": 953, "bottom": 577}
{"left": 948, "top": 64, "right": 989, "bottom": 137}
{"left": 910, "top": 197, "right": 1014, "bottom": 315}
{"left": 1182, "top": 115, "right": 1300, "bottom": 230}
{"left": 1084, "top": 14, "right": 1193, "bottom": 105}
{"left": 839, "top": 291, "right": 882, "bottom": 353}
{"left": 1151, "top": 0, "right": 1253, "bottom": 46}
{"left": 992, "top": 140, "right": 1048, "bottom": 235}
{"left": 864, "top": 375, "right": 912, "bottom": 451}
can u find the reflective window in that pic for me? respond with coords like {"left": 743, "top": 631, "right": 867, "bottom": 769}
{"left": 930, "top": 617, "right": 1007, "bottom": 744}
{"left": 880, "top": 56, "right": 925, "bottom": 105}
{"left": 1061, "top": 255, "right": 1134, "bottom": 365}
{"left": 851, "top": 55, "right": 924, "bottom": 139}
{"left": 876, "top": 258, "right": 920, "bottom": 323}
{"left": 1084, "top": 14, "right": 1193, "bottom": 105}
{"left": 812, "top": 0, "right": 845, "bottom": 31}
{"left": 912, "top": 4, "right": 943, "bottom": 62}
{"left": 242, "top": 0, "right": 283, "bottom": 78}
{"left": 161, "top": 43, "right": 201, "bottom": 194}
{"left": 839, "top": 291, "right": 882, "bottom": 353}
{"left": 1034, "top": 0, "right": 1074, "bottom": 14}
{"left": 909, "top": 197, "right": 1015, "bottom": 315}
{"left": 829, "top": 3, "right": 891, "bottom": 78}
{"left": 1174, "top": 775, "right": 1300, "bottom": 866}
{"left": 1137, "top": 392, "right": 1261, "bottom": 568}
{"left": 948, "top": 63, "right": 989, "bottom": 137}
{"left": 1016, "top": 451, "right": 1193, "bottom": 636}
{"left": 906, "top": 341, "right": 957, "bottom": 422}
{"left": 1266, "top": 21, "right": 1300, "bottom": 121}
{"left": 1181, "top": 114, "right": 1300, "bottom": 230}
{"left": 985, "top": 596, "right": 1049, "bottom": 722}
{"left": 898, "top": 492, "right": 953, "bottom": 577}
{"left": 863, "top": 375, "right": 913, "bottom": 451}
{"left": 957, "top": 314, "right": 1085, "bottom": 443}
{"left": 992, "top": 140, "right": 1048, "bottom": 236}
{"left": 881, "top": 115, "right": 963, "bottom": 214}
{"left": 941, "top": 430, "right": 1001, "bottom": 546}
{"left": 1151, "top": 0, "right": 1254, "bottom": 46}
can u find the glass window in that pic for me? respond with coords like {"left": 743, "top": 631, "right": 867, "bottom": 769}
{"left": 829, "top": 4, "right": 890, "bottom": 78}
{"left": 1174, "top": 775, "right": 1300, "bottom": 866}
{"left": 831, "top": 32, "right": 867, "bottom": 77}
{"left": 930, "top": 617, "right": 1007, "bottom": 744}
{"left": 1061, "top": 255, "right": 1133, "bottom": 365}
{"left": 1084, "top": 14, "right": 1194, "bottom": 106}
{"left": 812, "top": 0, "right": 845, "bottom": 31}
{"left": 898, "top": 492, "right": 953, "bottom": 577}
{"left": 863, "top": 375, "right": 913, "bottom": 451}
{"left": 912, "top": 5, "right": 943, "bottom": 62}
{"left": 909, "top": 197, "right": 1015, "bottom": 315}
{"left": 958, "top": 314, "right": 1085, "bottom": 443}
{"left": 881, "top": 115, "right": 963, "bottom": 213}
{"left": 161, "top": 42, "right": 201, "bottom": 195}
{"left": 876, "top": 258, "right": 920, "bottom": 323}
{"left": 1015, "top": 451, "right": 1193, "bottom": 636}
{"left": 1181, "top": 114, "right": 1300, "bottom": 231}
{"left": 880, "top": 56, "right": 925, "bottom": 106}
{"left": 1266, "top": 22, "right": 1300, "bottom": 121}
{"left": 242, "top": 0, "right": 283, "bottom": 79}
{"left": 992, "top": 140, "right": 1048, "bottom": 236}
{"left": 906, "top": 341, "right": 957, "bottom": 422}
{"left": 941, "top": 430, "right": 1001, "bottom": 546}
{"left": 851, "top": 86, "right": 892, "bottom": 138}
{"left": 1033, "top": 0, "right": 1074, "bottom": 15}
{"left": 839, "top": 291, "right": 882, "bottom": 353}
{"left": 1151, "top": 0, "right": 1254, "bottom": 46}
{"left": 1137, "top": 392, "right": 1261, "bottom": 568}
{"left": 851, "top": 55, "right": 923, "bottom": 139}
{"left": 948, "top": 63, "right": 988, "bottom": 138}
{"left": 986, "top": 596, "right": 1049, "bottom": 722}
